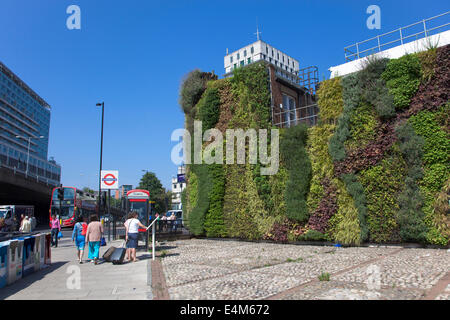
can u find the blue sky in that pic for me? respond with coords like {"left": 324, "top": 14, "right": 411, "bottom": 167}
{"left": 0, "top": 0, "right": 448, "bottom": 190}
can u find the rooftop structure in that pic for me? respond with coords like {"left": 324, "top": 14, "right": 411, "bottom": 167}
{"left": 224, "top": 40, "right": 300, "bottom": 81}
{"left": 329, "top": 11, "right": 450, "bottom": 78}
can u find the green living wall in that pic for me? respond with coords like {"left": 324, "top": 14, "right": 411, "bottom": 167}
{"left": 181, "top": 45, "right": 450, "bottom": 246}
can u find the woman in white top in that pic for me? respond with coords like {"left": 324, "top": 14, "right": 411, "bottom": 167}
{"left": 124, "top": 212, "right": 147, "bottom": 262}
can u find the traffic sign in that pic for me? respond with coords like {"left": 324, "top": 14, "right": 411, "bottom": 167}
{"left": 101, "top": 170, "right": 119, "bottom": 190}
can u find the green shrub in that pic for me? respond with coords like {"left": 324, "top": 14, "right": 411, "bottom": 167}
{"left": 318, "top": 272, "right": 331, "bottom": 281}
{"left": 179, "top": 70, "right": 217, "bottom": 132}
{"left": 359, "top": 147, "right": 406, "bottom": 243}
{"left": 329, "top": 73, "right": 360, "bottom": 161}
{"left": 357, "top": 57, "right": 395, "bottom": 118}
{"left": 280, "top": 124, "right": 312, "bottom": 222}
{"left": 299, "top": 229, "right": 327, "bottom": 241}
{"left": 188, "top": 164, "right": 212, "bottom": 236}
{"left": 341, "top": 174, "right": 368, "bottom": 242}
{"left": 197, "top": 87, "right": 221, "bottom": 132}
{"left": 204, "top": 164, "right": 227, "bottom": 237}
{"left": 382, "top": 54, "right": 422, "bottom": 110}
{"left": 409, "top": 110, "right": 450, "bottom": 245}
{"left": 395, "top": 122, "right": 427, "bottom": 242}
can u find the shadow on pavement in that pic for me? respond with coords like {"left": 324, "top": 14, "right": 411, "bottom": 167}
{"left": 0, "top": 261, "right": 67, "bottom": 300}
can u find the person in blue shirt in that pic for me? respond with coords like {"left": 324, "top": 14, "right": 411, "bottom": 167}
{"left": 72, "top": 216, "right": 88, "bottom": 264}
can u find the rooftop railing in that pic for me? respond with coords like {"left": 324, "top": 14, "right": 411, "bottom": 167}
{"left": 344, "top": 11, "right": 450, "bottom": 61}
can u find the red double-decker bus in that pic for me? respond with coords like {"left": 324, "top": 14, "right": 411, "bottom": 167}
{"left": 49, "top": 186, "right": 97, "bottom": 228}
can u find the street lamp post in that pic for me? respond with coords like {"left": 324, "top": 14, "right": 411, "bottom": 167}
{"left": 96, "top": 102, "right": 105, "bottom": 217}
{"left": 15, "top": 135, "right": 44, "bottom": 175}
{"left": 142, "top": 169, "right": 150, "bottom": 250}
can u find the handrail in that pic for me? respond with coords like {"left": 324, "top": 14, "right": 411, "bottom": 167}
{"left": 344, "top": 11, "right": 450, "bottom": 61}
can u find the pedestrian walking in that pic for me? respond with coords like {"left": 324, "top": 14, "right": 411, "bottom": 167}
{"left": 125, "top": 212, "right": 147, "bottom": 262}
{"left": 85, "top": 215, "right": 103, "bottom": 265}
{"left": 19, "top": 214, "right": 25, "bottom": 231}
{"left": 123, "top": 212, "right": 134, "bottom": 261}
{"left": 169, "top": 212, "right": 176, "bottom": 232}
{"left": 72, "top": 216, "right": 88, "bottom": 264}
{"left": 20, "top": 216, "right": 31, "bottom": 233}
{"left": 50, "top": 214, "right": 61, "bottom": 247}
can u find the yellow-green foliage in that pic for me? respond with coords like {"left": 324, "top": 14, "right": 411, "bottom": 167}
{"left": 317, "top": 77, "right": 343, "bottom": 124}
{"left": 306, "top": 124, "right": 336, "bottom": 212}
{"left": 223, "top": 164, "right": 265, "bottom": 240}
{"left": 269, "top": 166, "right": 288, "bottom": 217}
{"left": 328, "top": 180, "right": 361, "bottom": 245}
{"left": 346, "top": 102, "right": 378, "bottom": 150}
{"left": 417, "top": 48, "right": 437, "bottom": 83}
{"left": 230, "top": 62, "right": 271, "bottom": 129}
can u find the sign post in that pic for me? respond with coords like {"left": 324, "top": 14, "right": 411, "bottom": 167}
{"left": 101, "top": 170, "right": 119, "bottom": 242}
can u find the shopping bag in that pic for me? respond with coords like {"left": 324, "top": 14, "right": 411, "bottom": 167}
{"left": 101, "top": 237, "right": 106, "bottom": 246}
{"left": 57, "top": 231, "right": 63, "bottom": 239}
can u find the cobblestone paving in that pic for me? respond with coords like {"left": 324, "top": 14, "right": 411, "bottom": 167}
{"left": 158, "top": 239, "right": 449, "bottom": 300}
{"left": 279, "top": 281, "right": 425, "bottom": 300}
{"left": 334, "top": 249, "right": 449, "bottom": 290}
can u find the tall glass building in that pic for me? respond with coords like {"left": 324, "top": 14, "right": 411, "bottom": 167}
{"left": 0, "top": 61, "right": 61, "bottom": 185}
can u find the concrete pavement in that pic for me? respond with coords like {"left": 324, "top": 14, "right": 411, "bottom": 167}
{"left": 0, "top": 234, "right": 153, "bottom": 300}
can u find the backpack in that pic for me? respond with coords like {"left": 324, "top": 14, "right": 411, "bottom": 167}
{"left": 81, "top": 223, "right": 88, "bottom": 236}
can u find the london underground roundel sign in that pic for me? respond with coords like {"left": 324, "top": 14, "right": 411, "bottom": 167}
{"left": 101, "top": 170, "right": 119, "bottom": 190}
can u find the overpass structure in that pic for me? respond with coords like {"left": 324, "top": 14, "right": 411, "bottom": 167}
{"left": 0, "top": 166, "right": 55, "bottom": 226}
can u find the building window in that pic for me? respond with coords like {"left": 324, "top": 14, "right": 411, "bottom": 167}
{"left": 272, "top": 49, "right": 274, "bottom": 56}
{"left": 237, "top": 53, "right": 240, "bottom": 60}
{"left": 230, "top": 56, "right": 233, "bottom": 63}
{"left": 240, "top": 60, "right": 244, "bottom": 66}
{"left": 277, "top": 53, "right": 279, "bottom": 60}
{"left": 282, "top": 94, "right": 297, "bottom": 128}
{"left": 251, "top": 47, "right": 254, "bottom": 54}
{"left": 269, "top": 57, "right": 272, "bottom": 63}
{"left": 266, "top": 46, "right": 268, "bottom": 54}
{"left": 234, "top": 63, "right": 237, "bottom": 69}
{"left": 244, "top": 50, "right": 247, "bottom": 57}
{"left": 288, "top": 58, "right": 290, "bottom": 65}
{"left": 248, "top": 58, "right": 251, "bottom": 64}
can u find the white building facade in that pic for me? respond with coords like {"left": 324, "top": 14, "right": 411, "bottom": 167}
{"left": 224, "top": 40, "right": 300, "bottom": 77}
{"left": 171, "top": 166, "right": 186, "bottom": 210}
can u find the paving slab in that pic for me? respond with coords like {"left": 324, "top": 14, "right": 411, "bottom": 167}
{"left": 0, "top": 237, "right": 153, "bottom": 300}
